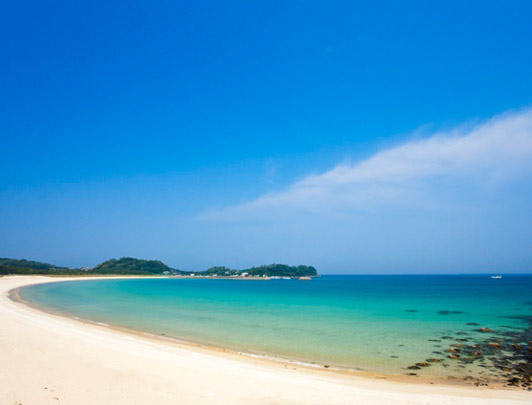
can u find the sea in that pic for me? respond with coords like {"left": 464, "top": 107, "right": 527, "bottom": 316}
{"left": 19, "top": 275, "right": 532, "bottom": 384}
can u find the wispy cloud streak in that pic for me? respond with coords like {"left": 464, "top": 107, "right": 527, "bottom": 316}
{"left": 204, "top": 108, "right": 532, "bottom": 219}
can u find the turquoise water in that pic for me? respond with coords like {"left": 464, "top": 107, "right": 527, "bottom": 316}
{"left": 20, "top": 275, "right": 532, "bottom": 381}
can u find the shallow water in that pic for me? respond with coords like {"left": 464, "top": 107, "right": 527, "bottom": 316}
{"left": 20, "top": 275, "right": 532, "bottom": 383}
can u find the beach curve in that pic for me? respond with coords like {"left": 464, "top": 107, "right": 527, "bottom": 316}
{"left": 1, "top": 275, "right": 530, "bottom": 405}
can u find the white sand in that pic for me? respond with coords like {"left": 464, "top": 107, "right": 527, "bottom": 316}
{"left": 1, "top": 276, "right": 530, "bottom": 405}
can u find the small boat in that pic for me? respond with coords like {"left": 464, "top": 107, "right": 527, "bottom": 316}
{"left": 491, "top": 275, "right": 502, "bottom": 279}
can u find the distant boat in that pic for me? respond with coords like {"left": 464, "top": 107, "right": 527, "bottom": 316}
{"left": 491, "top": 275, "right": 502, "bottom": 279}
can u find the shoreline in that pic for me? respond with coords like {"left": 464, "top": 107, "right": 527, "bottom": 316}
{"left": 1, "top": 275, "right": 530, "bottom": 404}
{"left": 8, "top": 281, "right": 514, "bottom": 388}
{"left": 9, "top": 282, "right": 423, "bottom": 385}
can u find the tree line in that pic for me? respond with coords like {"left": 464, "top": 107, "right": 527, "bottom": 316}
{"left": 0, "top": 257, "right": 318, "bottom": 277}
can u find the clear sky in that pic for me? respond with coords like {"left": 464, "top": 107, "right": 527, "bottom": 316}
{"left": 1, "top": 1, "right": 532, "bottom": 273}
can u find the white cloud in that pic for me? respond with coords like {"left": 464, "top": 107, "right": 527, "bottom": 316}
{"left": 204, "top": 107, "right": 532, "bottom": 219}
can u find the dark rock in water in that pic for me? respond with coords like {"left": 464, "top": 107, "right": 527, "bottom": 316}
{"left": 478, "top": 327, "right": 493, "bottom": 333}
{"left": 456, "top": 332, "right": 468, "bottom": 335}
{"left": 406, "top": 372, "right": 417, "bottom": 376}
{"left": 471, "top": 351, "right": 483, "bottom": 357}
{"left": 446, "top": 348, "right": 461, "bottom": 353}
{"left": 415, "top": 362, "right": 431, "bottom": 367}
{"left": 438, "top": 310, "right": 465, "bottom": 315}
{"left": 407, "top": 365, "right": 421, "bottom": 370}
{"left": 428, "top": 339, "right": 441, "bottom": 342}
{"left": 441, "top": 336, "right": 453, "bottom": 339}
{"left": 456, "top": 338, "right": 469, "bottom": 342}
{"left": 432, "top": 351, "right": 442, "bottom": 354}
{"left": 451, "top": 343, "right": 465, "bottom": 348}
{"left": 466, "top": 322, "right": 480, "bottom": 326}
{"left": 390, "top": 355, "right": 398, "bottom": 358}
{"left": 323, "top": 365, "right": 330, "bottom": 368}
{"left": 502, "top": 315, "right": 532, "bottom": 322}
{"left": 448, "top": 354, "right": 460, "bottom": 359}
{"left": 426, "top": 358, "right": 442, "bottom": 363}
{"left": 405, "top": 309, "right": 418, "bottom": 313}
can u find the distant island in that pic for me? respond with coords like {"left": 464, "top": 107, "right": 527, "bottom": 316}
{"left": 0, "top": 257, "right": 318, "bottom": 279}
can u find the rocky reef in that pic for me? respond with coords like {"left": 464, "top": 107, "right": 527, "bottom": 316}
{"left": 402, "top": 313, "right": 532, "bottom": 390}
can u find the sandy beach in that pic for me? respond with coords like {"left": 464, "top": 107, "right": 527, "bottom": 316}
{"left": 1, "top": 276, "right": 530, "bottom": 405}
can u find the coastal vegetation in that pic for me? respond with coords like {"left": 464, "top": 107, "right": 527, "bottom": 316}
{"left": 0, "top": 258, "right": 70, "bottom": 271}
{"left": 0, "top": 257, "right": 318, "bottom": 278}
{"left": 245, "top": 264, "right": 317, "bottom": 277}
{"left": 200, "top": 266, "right": 241, "bottom": 276}
{"left": 0, "top": 258, "right": 81, "bottom": 275}
{"left": 0, "top": 265, "right": 83, "bottom": 276}
{"left": 91, "top": 258, "right": 182, "bottom": 275}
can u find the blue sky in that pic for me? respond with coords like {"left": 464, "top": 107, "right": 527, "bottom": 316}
{"left": 1, "top": 1, "right": 532, "bottom": 273}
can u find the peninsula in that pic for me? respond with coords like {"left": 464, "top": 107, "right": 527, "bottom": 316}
{"left": 0, "top": 257, "right": 318, "bottom": 279}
